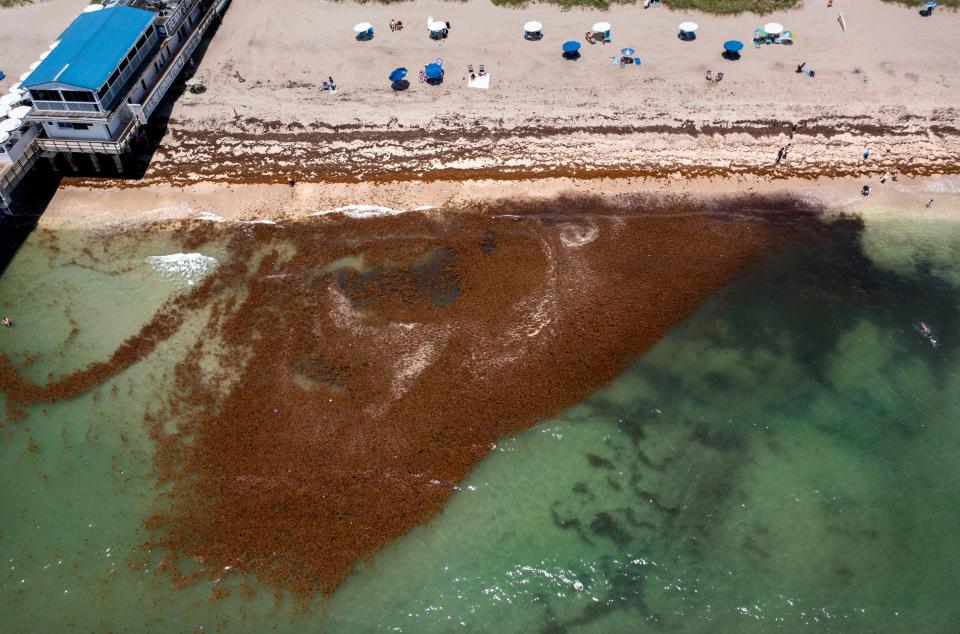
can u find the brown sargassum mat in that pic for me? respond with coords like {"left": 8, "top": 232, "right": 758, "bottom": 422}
{"left": 0, "top": 194, "right": 857, "bottom": 595}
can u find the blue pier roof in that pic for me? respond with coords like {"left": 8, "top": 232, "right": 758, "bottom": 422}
{"left": 23, "top": 6, "right": 156, "bottom": 91}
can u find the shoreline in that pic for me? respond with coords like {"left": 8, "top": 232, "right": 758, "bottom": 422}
{"left": 32, "top": 173, "right": 960, "bottom": 230}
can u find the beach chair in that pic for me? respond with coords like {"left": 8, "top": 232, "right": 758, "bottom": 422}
{"left": 633, "top": 57, "right": 641, "bottom": 66}
{"left": 781, "top": 31, "right": 794, "bottom": 45}
{"left": 479, "top": 64, "right": 485, "bottom": 74}
{"left": 468, "top": 64, "right": 474, "bottom": 74}
{"left": 603, "top": 32, "right": 612, "bottom": 43}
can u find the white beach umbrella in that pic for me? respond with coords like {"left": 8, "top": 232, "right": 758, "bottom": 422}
{"left": 0, "top": 105, "right": 9, "bottom": 119}
{"left": 0, "top": 93, "right": 21, "bottom": 107}
{"left": 524, "top": 21, "right": 543, "bottom": 32}
{"left": 679, "top": 21, "right": 699, "bottom": 32}
{"left": 49, "top": 40, "right": 61, "bottom": 50}
{"left": 8, "top": 82, "right": 23, "bottom": 94}
{"left": 0, "top": 118, "right": 23, "bottom": 133}
{"left": 28, "top": 61, "right": 41, "bottom": 71}
{"left": 592, "top": 21, "right": 611, "bottom": 33}
{"left": 0, "top": 131, "right": 10, "bottom": 145}
{"left": 19, "top": 71, "right": 32, "bottom": 82}
{"left": 353, "top": 22, "right": 373, "bottom": 33}
{"left": 429, "top": 21, "right": 447, "bottom": 32}
{"left": 39, "top": 51, "right": 50, "bottom": 60}
{"left": 764, "top": 22, "right": 784, "bottom": 35}
{"left": 82, "top": 3, "right": 103, "bottom": 11}
{"left": 9, "top": 105, "right": 31, "bottom": 119}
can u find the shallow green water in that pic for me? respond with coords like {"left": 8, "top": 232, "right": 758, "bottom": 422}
{"left": 1, "top": 212, "right": 959, "bottom": 633}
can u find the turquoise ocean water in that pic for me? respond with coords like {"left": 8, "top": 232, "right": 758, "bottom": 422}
{"left": 1, "top": 209, "right": 959, "bottom": 632}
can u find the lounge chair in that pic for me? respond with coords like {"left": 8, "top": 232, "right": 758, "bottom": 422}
{"left": 781, "top": 31, "right": 794, "bottom": 45}
{"left": 479, "top": 64, "right": 485, "bottom": 74}
{"left": 468, "top": 64, "right": 474, "bottom": 74}
{"left": 633, "top": 57, "right": 641, "bottom": 66}
{"left": 604, "top": 32, "right": 612, "bottom": 43}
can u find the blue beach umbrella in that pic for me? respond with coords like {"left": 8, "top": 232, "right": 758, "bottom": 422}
{"left": 389, "top": 67, "right": 407, "bottom": 82}
{"left": 424, "top": 63, "right": 443, "bottom": 79}
{"left": 723, "top": 40, "right": 744, "bottom": 52}
{"left": 924, "top": 1, "right": 937, "bottom": 7}
{"left": 562, "top": 40, "right": 581, "bottom": 53}
{"left": 621, "top": 47, "right": 635, "bottom": 56}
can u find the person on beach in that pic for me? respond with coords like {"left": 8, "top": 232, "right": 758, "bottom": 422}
{"left": 716, "top": 72, "right": 724, "bottom": 82}
{"left": 389, "top": 20, "right": 395, "bottom": 31}
{"left": 796, "top": 62, "right": 806, "bottom": 73}
{"left": 776, "top": 148, "right": 784, "bottom": 164}
{"left": 862, "top": 185, "right": 871, "bottom": 196}
{"left": 705, "top": 70, "right": 712, "bottom": 81}
{"left": 863, "top": 150, "right": 870, "bottom": 160}
{"left": 1, "top": 317, "right": 11, "bottom": 327}
{"left": 927, "top": 199, "right": 935, "bottom": 207}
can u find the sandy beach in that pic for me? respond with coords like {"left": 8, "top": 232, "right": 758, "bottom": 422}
{"left": 3, "top": 0, "right": 960, "bottom": 190}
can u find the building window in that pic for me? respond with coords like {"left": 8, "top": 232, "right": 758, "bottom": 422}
{"left": 62, "top": 90, "right": 96, "bottom": 103}
{"left": 56, "top": 122, "right": 91, "bottom": 130}
{"left": 34, "top": 89, "right": 62, "bottom": 101}
{"left": 136, "top": 33, "right": 148, "bottom": 50}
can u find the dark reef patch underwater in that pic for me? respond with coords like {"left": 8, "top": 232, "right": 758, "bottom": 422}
{"left": 1, "top": 193, "right": 958, "bottom": 632}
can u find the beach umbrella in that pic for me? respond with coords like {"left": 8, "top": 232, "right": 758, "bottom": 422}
{"left": 764, "top": 22, "right": 784, "bottom": 35}
{"left": 19, "top": 71, "right": 32, "bottom": 82}
{"left": 621, "top": 47, "right": 635, "bottom": 56}
{"left": 49, "top": 40, "right": 61, "bottom": 50}
{"left": 354, "top": 22, "right": 373, "bottom": 34}
{"left": 39, "top": 51, "right": 49, "bottom": 61}
{"left": 524, "top": 21, "right": 542, "bottom": 33}
{"left": 0, "top": 105, "right": 9, "bottom": 119}
{"left": 429, "top": 22, "right": 447, "bottom": 33}
{"left": 9, "top": 105, "right": 31, "bottom": 120}
{"left": 679, "top": 21, "right": 698, "bottom": 33}
{"left": 724, "top": 40, "right": 744, "bottom": 52}
{"left": 592, "top": 21, "right": 611, "bottom": 33}
{"left": 28, "top": 61, "right": 41, "bottom": 71}
{"left": 389, "top": 67, "right": 407, "bottom": 82}
{"left": 924, "top": 1, "right": 936, "bottom": 6}
{"left": 562, "top": 40, "right": 581, "bottom": 53}
{"left": 8, "top": 83, "right": 22, "bottom": 96}
{"left": 0, "top": 118, "right": 23, "bottom": 133}
{"left": 82, "top": 3, "right": 103, "bottom": 11}
{"left": 0, "top": 93, "right": 20, "bottom": 107}
{"left": 0, "top": 131, "right": 9, "bottom": 145}
{"left": 424, "top": 63, "right": 443, "bottom": 80}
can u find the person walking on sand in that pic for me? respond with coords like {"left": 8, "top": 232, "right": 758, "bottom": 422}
{"left": 776, "top": 148, "right": 784, "bottom": 165}
{"left": 927, "top": 199, "right": 935, "bottom": 208}
{"left": 863, "top": 150, "right": 870, "bottom": 160}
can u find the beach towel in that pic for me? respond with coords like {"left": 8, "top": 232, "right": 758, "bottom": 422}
{"left": 468, "top": 74, "right": 490, "bottom": 89}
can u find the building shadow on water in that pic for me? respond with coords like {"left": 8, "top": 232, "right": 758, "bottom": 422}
{"left": 0, "top": 12, "right": 226, "bottom": 275}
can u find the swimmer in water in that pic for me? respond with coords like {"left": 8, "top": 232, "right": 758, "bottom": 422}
{"left": 1, "top": 316, "right": 11, "bottom": 327}
{"left": 920, "top": 322, "right": 931, "bottom": 336}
